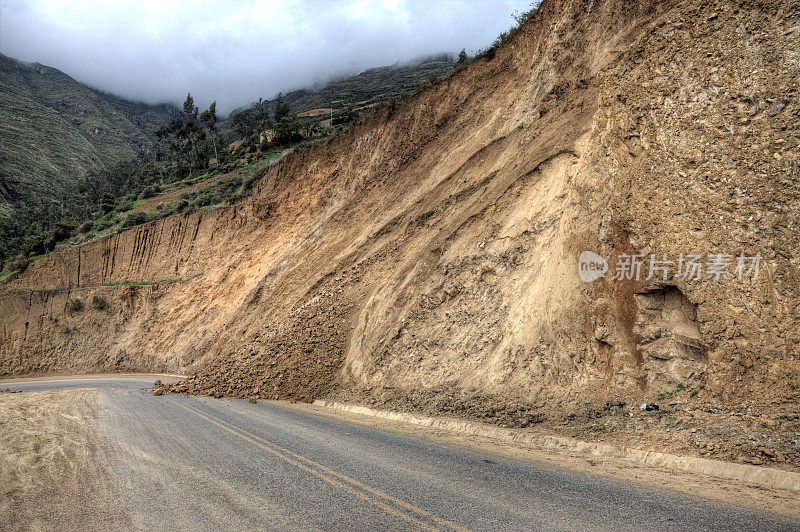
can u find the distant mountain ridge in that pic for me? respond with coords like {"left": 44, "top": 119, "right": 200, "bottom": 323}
{"left": 225, "top": 54, "right": 456, "bottom": 124}
{"left": 0, "top": 53, "right": 455, "bottom": 209}
{"left": 281, "top": 53, "right": 456, "bottom": 114}
{"left": 0, "top": 53, "right": 178, "bottom": 208}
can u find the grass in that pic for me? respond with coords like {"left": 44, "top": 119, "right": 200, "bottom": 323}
{"left": 94, "top": 272, "right": 203, "bottom": 288}
{"left": 7, "top": 272, "right": 204, "bottom": 294}
{"left": 657, "top": 382, "right": 691, "bottom": 401}
{"left": 0, "top": 143, "right": 292, "bottom": 282}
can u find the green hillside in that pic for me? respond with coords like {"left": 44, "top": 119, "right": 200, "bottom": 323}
{"left": 0, "top": 53, "right": 457, "bottom": 271}
{"left": 282, "top": 54, "right": 456, "bottom": 114}
{"left": 222, "top": 54, "right": 456, "bottom": 134}
{"left": 0, "top": 54, "right": 176, "bottom": 207}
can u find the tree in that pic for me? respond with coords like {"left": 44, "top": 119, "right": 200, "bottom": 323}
{"left": 156, "top": 93, "right": 212, "bottom": 169}
{"left": 21, "top": 223, "right": 47, "bottom": 256}
{"left": 299, "top": 119, "right": 320, "bottom": 138}
{"left": 457, "top": 48, "right": 468, "bottom": 66}
{"left": 180, "top": 93, "right": 204, "bottom": 165}
{"left": 200, "top": 101, "right": 219, "bottom": 161}
{"left": 255, "top": 98, "right": 271, "bottom": 127}
{"left": 100, "top": 193, "right": 117, "bottom": 213}
{"left": 232, "top": 98, "right": 271, "bottom": 139}
{"left": 274, "top": 92, "right": 291, "bottom": 122}
{"left": 273, "top": 117, "right": 301, "bottom": 146}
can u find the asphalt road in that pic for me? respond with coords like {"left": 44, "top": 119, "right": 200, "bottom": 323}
{"left": 4, "top": 377, "right": 797, "bottom": 531}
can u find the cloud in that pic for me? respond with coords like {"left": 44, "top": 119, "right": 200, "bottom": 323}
{"left": 0, "top": 0, "right": 534, "bottom": 114}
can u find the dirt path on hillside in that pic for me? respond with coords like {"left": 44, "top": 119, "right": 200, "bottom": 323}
{"left": 0, "top": 389, "right": 128, "bottom": 530}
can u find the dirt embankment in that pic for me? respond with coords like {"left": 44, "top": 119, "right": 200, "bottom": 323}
{"left": 2, "top": 0, "right": 799, "bottom": 468}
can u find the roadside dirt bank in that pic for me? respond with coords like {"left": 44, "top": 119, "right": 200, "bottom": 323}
{"left": 4, "top": 0, "right": 800, "bottom": 473}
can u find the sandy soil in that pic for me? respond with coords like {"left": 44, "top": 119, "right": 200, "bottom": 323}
{"left": 0, "top": 389, "right": 128, "bottom": 530}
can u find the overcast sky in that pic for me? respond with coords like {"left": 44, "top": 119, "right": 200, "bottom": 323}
{"left": 1, "top": 0, "right": 534, "bottom": 115}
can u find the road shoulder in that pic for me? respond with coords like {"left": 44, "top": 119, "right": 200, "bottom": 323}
{"left": 0, "top": 389, "right": 129, "bottom": 529}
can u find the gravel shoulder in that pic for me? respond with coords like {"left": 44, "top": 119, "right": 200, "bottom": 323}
{"left": 0, "top": 389, "right": 129, "bottom": 530}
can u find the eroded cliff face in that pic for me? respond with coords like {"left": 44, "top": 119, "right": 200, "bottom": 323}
{"left": 2, "top": 0, "right": 799, "bottom": 422}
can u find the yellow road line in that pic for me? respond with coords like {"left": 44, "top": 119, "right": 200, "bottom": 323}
{"left": 175, "top": 401, "right": 448, "bottom": 531}
{"left": 183, "top": 401, "right": 471, "bottom": 532}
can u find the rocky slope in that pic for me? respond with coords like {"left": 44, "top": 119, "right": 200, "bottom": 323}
{"left": 1, "top": 0, "right": 798, "bottom": 467}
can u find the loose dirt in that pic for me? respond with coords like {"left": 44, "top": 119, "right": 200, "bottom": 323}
{"left": 0, "top": 389, "right": 128, "bottom": 530}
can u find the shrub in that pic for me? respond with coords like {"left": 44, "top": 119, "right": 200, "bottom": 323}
{"left": 193, "top": 191, "right": 219, "bottom": 208}
{"left": 92, "top": 295, "right": 109, "bottom": 310}
{"left": 225, "top": 188, "right": 242, "bottom": 205}
{"left": 21, "top": 228, "right": 48, "bottom": 257}
{"left": 100, "top": 193, "right": 117, "bottom": 213}
{"left": 512, "top": 6, "right": 537, "bottom": 26}
{"left": 139, "top": 184, "right": 162, "bottom": 199}
{"left": 456, "top": 48, "right": 468, "bottom": 66}
{"left": 241, "top": 171, "right": 259, "bottom": 192}
{"left": 53, "top": 219, "right": 77, "bottom": 242}
{"left": 67, "top": 298, "right": 84, "bottom": 313}
{"left": 79, "top": 221, "right": 94, "bottom": 233}
{"left": 10, "top": 258, "right": 30, "bottom": 273}
{"left": 95, "top": 215, "right": 118, "bottom": 231}
{"left": 123, "top": 212, "right": 148, "bottom": 228}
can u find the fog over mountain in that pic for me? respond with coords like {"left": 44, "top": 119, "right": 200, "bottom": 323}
{"left": 0, "top": 0, "right": 533, "bottom": 114}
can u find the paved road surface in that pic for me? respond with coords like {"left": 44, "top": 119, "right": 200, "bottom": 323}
{"left": 4, "top": 377, "right": 797, "bottom": 530}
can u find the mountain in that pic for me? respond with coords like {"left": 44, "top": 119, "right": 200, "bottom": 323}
{"left": 222, "top": 54, "right": 456, "bottom": 131}
{"left": 2, "top": 0, "right": 799, "bottom": 470}
{"left": 0, "top": 54, "right": 177, "bottom": 208}
{"left": 281, "top": 54, "right": 456, "bottom": 115}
